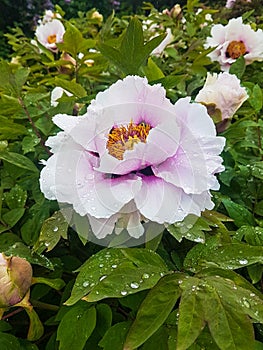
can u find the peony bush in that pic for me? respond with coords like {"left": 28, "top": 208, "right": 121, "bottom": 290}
{"left": 0, "top": 1, "right": 263, "bottom": 349}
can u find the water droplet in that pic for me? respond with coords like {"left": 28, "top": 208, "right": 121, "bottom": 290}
{"left": 53, "top": 226, "right": 59, "bottom": 232}
{"left": 186, "top": 224, "right": 193, "bottom": 229}
{"left": 121, "top": 290, "right": 127, "bottom": 296}
{"left": 99, "top": 275, "right": 107, "bottom": 281}
{"left": 111, "top": 264, "right": 117, "bottom": 269}
{"left": 239, "top": 259, "right": 248, "bottom": 265}
{"left": 99, "top": 263, "right": 104, "bottom": 268}
{"left": 82, "top": 281, "right": 89, "bottom": 287}
{"left": 130, "top": 282, "right": 139, "bottom": 289}
{"left": 142, "top": 273, "right": 150, "bottom": 279}
{"left": 250, "top": 293, "right": 255, "bottom": 297}
{"left": 178, "top": 280, "right": 183, "bottom": 284}
{"left": 193, "top": 237, "right": 205, "bottom": 243}
{"left": 241, "top": 298, "right": 250, "bottom": 308}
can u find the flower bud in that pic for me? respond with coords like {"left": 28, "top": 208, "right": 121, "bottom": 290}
{"left": 0, "top": 253, "right": 32, "bottom": 308}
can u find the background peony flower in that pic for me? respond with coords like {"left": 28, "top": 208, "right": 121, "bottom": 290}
{"left": 151, "top": 28, "right": 174, "bottom": 56}
{"left": 205, "top": 17, "right": 263, "bottom": 71}
{"left": 0, "top": 253, "right": 32, "bottom": 308}
{"left": 40, "top": 76, "right": 225, "bottom": 241}
{"left": 195, "top": 72, "right": 248, "bottom": 122}
{"left": 225, "top": 0, "right": 251, "bottom": 8}
{"left": 35, "top": 19, "right": 65, "bottom": 52}
{"left": 51, "top": 87, "right": 73, "bottom": 107}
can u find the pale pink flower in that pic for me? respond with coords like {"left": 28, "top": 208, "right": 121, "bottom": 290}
{"left": 225, "top": 0, "right": 251, "bottom": 9}
{"left": 35, "top": 19, "right": 65, "bottom": 52}
{"left": 40, "top": 76, "right": 225, "bottom": 240}
{"left": 205, "top": 17, "right": 263, "bottom": 71}
{"left": 195, "top": 72, "right": 248, "bottom": 121}
{"left": 151, "top": 28, "right": 174, "bottom": 56}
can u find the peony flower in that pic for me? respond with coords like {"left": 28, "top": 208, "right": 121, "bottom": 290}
{"left": 51, "top": 87, "right": 73, "bottom": 107}
{"left": 205, "top": 17, "right": 263, "bottom": 71}
{"left": 35, "top": 19, "right": 65, "bottom": 52}
{"left": 40, "top": 76, "right": 225, "bottom": 241}
{"left": 0, "top": 253, "right": 32, "bottom": 308}
{"left": 195, "top": 72, "right": 248, "bottom": 122}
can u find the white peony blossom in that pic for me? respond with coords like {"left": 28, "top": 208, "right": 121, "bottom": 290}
{"left": 35, "top": 19, "right": 65, "bottom": 52}
{"left": 51, "top": 87, "right": 73, "bottom": 107}
{"left": 195, "top": 72, "right": 248, "bottom": 121}
{"left": 205, "top": 17, "right": 263, "bottom": 71}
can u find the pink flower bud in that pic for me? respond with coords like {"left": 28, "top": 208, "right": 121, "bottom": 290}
{"left": 0, "top": 253, "right": 32, "bottom": 308}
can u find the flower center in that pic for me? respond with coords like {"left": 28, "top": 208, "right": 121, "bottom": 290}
{"left": 106, "top": 121, "right": 151, "bottom": 160}
{"left": 47, "top": 34, "right": 57, "bottom": 44}
{"left": 226, "top": 40, "right": 247, "bottom": 59}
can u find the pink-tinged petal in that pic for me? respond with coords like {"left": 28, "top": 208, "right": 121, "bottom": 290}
{"left": 126, "top": 211, "right": 145, "bottom": 238}
{"left": 89, "top": 75, "right": 173, "bottom": 112}
{"left": 53, "top": 113, "right": 97, "bottom": 152}
{"left": 180, "top": 190, "right": 214, "bottom": 217}
{"left": 96, "top": 116, "right": 180, "bottom": 175}
{"left": 174, "top": 98, "right": 216, "bottom": 136}
{"left": 134, "top": 176, "right": 186, "bottom": 224}
{"left": 88, "top": 214, "right": 118, "bottom": 239}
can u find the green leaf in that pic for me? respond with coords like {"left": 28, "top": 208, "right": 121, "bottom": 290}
{"left": 167, "top": 214, "right": 211, "bottom": 243}
{"left": 99, "top": 321, "right": 132, "bottom": 350}
{"left": 229, "top": 56, "right": 246, "bottom": 79}
{"left": 249, "top": 84, "right": 263, "bottom": 112}
{"left": 2, "top": 208, "right": 25, "bottom": 228}
{"left": 54, "top": 78, "right": 87, "bottom": 98}
{"left": 199, "top": 279, "right": 255, "bottom": 350}
{"left": 142, "top": 57, "right": 165, "bottom": 81}
{"left": 66, "top": 248, "right": 168, "bottom": 305}
{"left": 0, "top": 116, "right": 27, "bottom": 140}
{"left": 177, "top": 277, "right": 206, "bottom": 350}
{"left": 95, "top": 303, "right": 112, "bottom": 337}
{"left": 21, "top": 135, "right": 40, "bottom": 154}
{"left": 0, "top": 151, "right": 39, "bottom": 173}
{"left": 4, "top": 184, "right": 27, "bottom": 209}
{"left": 0, "top": 60, "right": 29, "bottom": 96}
{"left": 141, "top": 326, "right": 169, "bottom": 350}
{"left": 33, "top": 211, "right": 68, "bottom": 253}
{"left": 124, "top": 273, "right": 182, "bottom": 350}
{"left": 184, "top": 237, "right": 263, "bottom": 272}
{"left": 32, "top": 277, "right": 65, "bottom": 290}
{"left": 222, "top": 198, "right": 255, "bottom": 227}
{"left": 0, "top": 332, "right": 21, "bottom": 350}
{"left": 251, "top": 162, "right": 263, "bottom": 180}
{"left": 57, "top": 303, "right": 96, "bottom": 350}
{"left": 57, "top": 22, "right": 95, "bottom": 57}
{"left": 4, "top": 242, "right": 54, "bottom": 270}
{"left": 24, "top": 308, "right": 44, "bottom": 341}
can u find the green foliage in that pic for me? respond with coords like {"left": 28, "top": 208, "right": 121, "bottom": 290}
{"left": 0, "top": 1, "right": 262, "bottom": 349}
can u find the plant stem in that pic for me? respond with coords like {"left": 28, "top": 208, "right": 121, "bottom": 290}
{"left": 31, "top": 300, "right": 59, "bottom": 311}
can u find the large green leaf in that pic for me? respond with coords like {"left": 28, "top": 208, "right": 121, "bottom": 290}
{"left": 99, "top": 321, "right": 132, "bottom": 350}
{"left": 57, "top": 303, "right": 96, "bottom": 350}
{"left": 184, "top": 237, "right": 263, "bottom": 272}
{"left": 65, "top": 248, "right": 168, "bottom": 305}
{"left": 124, "top": 273, "right": 182, "bottom": 350}
{"left": 0, "top": 332, "right": 21, "bottom": 350}
{"left": 0, "top": 151, "right": 39, "bottom": 173}
{"left": 177, "top": 277, "right": 206, "bottom": 350}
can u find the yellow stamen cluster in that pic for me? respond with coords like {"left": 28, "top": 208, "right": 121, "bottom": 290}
{"left": 47, "top": 34, "right": 57, "bottom": 44}
{"left": 226, "top": 40, "right": 246, "bottom": 59}
{"left": 107, "top": 121, "right": 151, "bottom": 160}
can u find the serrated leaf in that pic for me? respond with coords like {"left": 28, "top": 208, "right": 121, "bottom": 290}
{"left": 57, "top": 303, "right": 96, "bottom": 350}
{"left": 124, "top": 273, "right": 182, "bottom": 350}
{"left": 249, "top": 84, "right": 262, "bottom": 112}
{"left": 2, "top": 208, "right": 25, "bottom": 228}
{"left": 177, "top": 277, "right": 206, "bottom": 350}
{"left": 65, "top": 248, "right": 168, "bottom": 305}
{"left": 251, "top": 162, "right": 263, "bottom": 180}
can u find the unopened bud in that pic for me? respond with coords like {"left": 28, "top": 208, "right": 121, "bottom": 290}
{"left": 0, "top": 253, "right": 32, "bottom": 308}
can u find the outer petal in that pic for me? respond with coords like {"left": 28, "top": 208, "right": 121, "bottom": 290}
{"left": 134, "top": 176, "right": 186, "bottom": 224}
